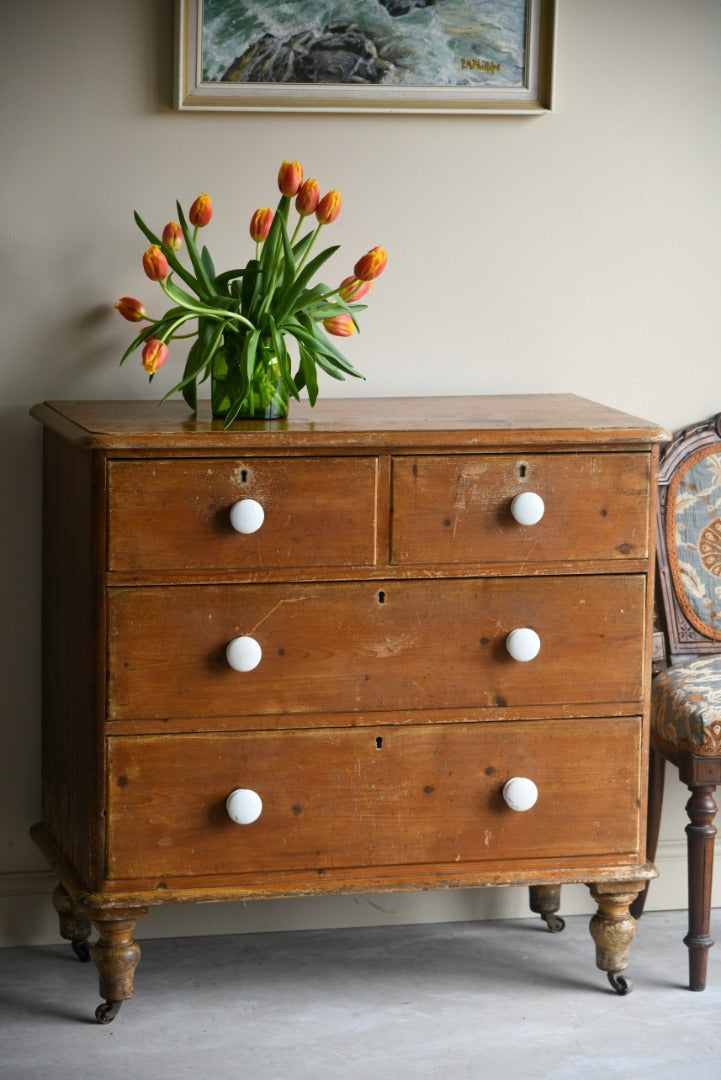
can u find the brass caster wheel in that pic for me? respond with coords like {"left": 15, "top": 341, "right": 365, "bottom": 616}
{"left": 607, "top": 972, "right": 633, "bottom": 995}
{"left": 72, "top": 938, "right": 91, "bottom": 962}
{"left": 542, "top": 913, "right": 566, "bottom": 934}
{"left": 95, "top": 1000, "right": 122, "bottom": 1024}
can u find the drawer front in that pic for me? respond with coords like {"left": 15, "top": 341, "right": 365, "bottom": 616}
{"left": 107, "top": 575, "right": 646, "bottom": 720}
{"left": 106, "top": 718, "right": 642, "bottom": 880}
{"left": 107, "top": 456, "right": 378, "bottom": 571}
{"left": 391, "top": 453, "right": 650, "bottom": 565}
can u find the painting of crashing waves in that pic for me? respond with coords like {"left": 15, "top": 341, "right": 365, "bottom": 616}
{"left": 201, "top": 0, "right": 529, "bottom": 89}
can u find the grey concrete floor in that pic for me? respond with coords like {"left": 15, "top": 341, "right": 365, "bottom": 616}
{"left": 1, "top": 911, "right": 720, "bottom": 1080}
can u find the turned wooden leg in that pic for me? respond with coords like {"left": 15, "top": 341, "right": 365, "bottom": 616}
{"left": 52, "top": 883, "right": 92, "bottom": 962}
{"left": 684, "top": 784, "right": 717, "bottom": 991}
{"left": 528, "top": 884, "right": 565, "bottom": 932}
{"left": 91, "top": 910, "right": 147, "bottom": 1023}
{"left": 630, "top": 744, "right": 666, "bottom": 919}
{"left": 588, "top": 881, "right": 644, "bottom": 994}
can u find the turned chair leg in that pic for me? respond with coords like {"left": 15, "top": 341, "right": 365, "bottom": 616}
{"left": 684, "top": 783, "right": 718, "bottom": 991}
{"left": 630, "top": 744, "right": 665, "bottom": 919}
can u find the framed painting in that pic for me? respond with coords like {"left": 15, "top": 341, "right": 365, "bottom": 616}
{"left": 175, "top": 1, "right": 556, "bottom": 115}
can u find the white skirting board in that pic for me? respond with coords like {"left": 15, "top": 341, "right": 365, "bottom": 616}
{"left": 0, "top": 840, "right": 717, "bottom": 949}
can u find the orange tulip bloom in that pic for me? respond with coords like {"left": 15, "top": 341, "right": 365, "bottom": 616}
{"left": 323, "top": 313, "right": 355, "bottom": 337}
{"left": 316, "top": 189, "right": 341, "bottom": 225}
{"left": 249, "top": 207, "right": 274, "bottom": 242}
{"left": 189, "top": 192, "right": 212, "bottom": 227}
{"left": 278, "top": 160, "right": 304, "bottom": 196}
{"left": 115, "top": 296, "right": 147, "bottom": 322}
{"left": 339, "top": 276, "right": 371, "bottom": 302}
{"left": 354, "top": 246, "right": 387, "bottom": 281}
{"left": 162, "top": 220, "right": 183, "bottom": 250}
{"left": 141, "top": 338, "right": 169, "bottom": 374}
{"left": 296, "top": 178, "right": 320, "bottom": 217}
{"left": 142, "top": 244, "right": 169, "bottom": 281}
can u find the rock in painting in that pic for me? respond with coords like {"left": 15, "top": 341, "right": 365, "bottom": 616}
{"left": 222, "top": 21, "right": 396, "bottom": 85}
{"left": 378, "top": 0, "right": 440, "bottom": 15}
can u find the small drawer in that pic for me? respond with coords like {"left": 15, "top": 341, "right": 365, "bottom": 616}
{"left": 391, "top": 453, "right": 650, "bottom": 565}
{"left": 107, "top": 575, "right": 646, "bottom": 721}
{"left": 106, "top": 717, "right": 642, "bottom": 881}
{"left": 107, "top": 456, "right": 378, "bottom": 572}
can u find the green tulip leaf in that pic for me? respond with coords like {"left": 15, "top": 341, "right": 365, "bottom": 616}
{"left": 215, "top": 267, "right": 249, "bottom": 289}
{"left": 278, "top": 214, "right": 296, "bottom": 293}
{"left": 274, "top": 245, "right": 340, "bottom": 323}
{"left": 241, "top": 260, "right": 263, "bottom": 315}
{"left": 291, "top": 229, "right": 316, "bottom": 263}
{"left": 313, "top": 352, "right": 347, "bottom": 381}
{"left": 181, "top": 339, "right": 201, "bottom": 412}
{"left": 159, "top": 319, "right": 224, "bottom": 403}
{"left": 267, "top": 315, "right": 299, "bottom": 401}
{"left": 201, "top": 246, "right": 216, "bottom": 282}
{"left": 242, "top": 328, "right": 260, "bottom": 384}
{"left": 298, "top": 345, "right": 319, "bottom": 405}
{"left": 286, "top": 316, "right": 363, "bottom": 379}
{"left": 259, "top": 207, "right": 284, "bottom": 276}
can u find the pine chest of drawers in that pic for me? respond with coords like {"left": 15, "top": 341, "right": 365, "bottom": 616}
{"left": 30, "top": 395, "right": 667, "bottom": 1022}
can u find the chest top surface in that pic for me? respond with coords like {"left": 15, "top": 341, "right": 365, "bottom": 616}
{"left": 31, "top": 395, "right": 668, "bottom": 452}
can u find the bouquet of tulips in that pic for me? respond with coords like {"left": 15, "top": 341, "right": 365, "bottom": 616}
{"left": 115, "top": 160, "right": 387, "bottom": 425}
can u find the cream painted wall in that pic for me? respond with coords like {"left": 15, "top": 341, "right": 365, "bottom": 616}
{"left": 2, "top": 0, "right": 721, "bottom": 947}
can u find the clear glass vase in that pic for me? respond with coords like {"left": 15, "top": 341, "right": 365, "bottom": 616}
{"left": 211, "top": 354, "right": 289, "bottom": 421}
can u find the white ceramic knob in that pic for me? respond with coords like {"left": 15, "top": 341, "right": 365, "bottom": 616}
{"left": 229, "top": 498, "right": 264, "bottom": 534}
{"left": 226, "top": 788, "right": 263, "bottom": 825}
{"left": 226, "top": 635, "right": 262, "bottom": 672}
{"left": 503, "top": 777, "right": 539, "bottom": 812}
{"left": 510, "top": 491, "right": 545, "bottom": 526}
{"left": 505, "top": 627, "right": 541, "bottom": 662}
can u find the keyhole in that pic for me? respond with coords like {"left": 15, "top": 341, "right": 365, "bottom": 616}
{"left": 376, "top": 736, "right": 383, "bottom": 749}
{"left": 378, "top": 590, "right": 386, "bottom": 604}
{"left": 240, "top": 469, "right": 248, "bottom": 483}
{"left": 518, "top": 463, "right": 527, "bottom": 479}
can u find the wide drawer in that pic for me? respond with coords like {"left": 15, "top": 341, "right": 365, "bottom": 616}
{"left": 107, "top": 456, "right": 378, "bottom": 571}
{"left": 391, "top": 452, "right": 650, "bottom": 564}
{"left": 107, "top": 575, "right": 646, "bottom": 720}
{"left": 105, "top": 717, "right": 642, "bottom": 880}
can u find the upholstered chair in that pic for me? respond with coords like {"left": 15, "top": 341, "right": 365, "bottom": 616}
{"left": 631, "top": 412, "right": 721, "bottom": 990}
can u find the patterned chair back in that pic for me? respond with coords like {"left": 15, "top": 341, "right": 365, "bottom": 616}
{"left": 657, "top": 413, "right": 721, "bottom": 664}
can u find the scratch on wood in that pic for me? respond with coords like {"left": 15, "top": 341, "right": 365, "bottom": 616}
{"left": 249, "top": 596, "right": 306, "bottom": 634}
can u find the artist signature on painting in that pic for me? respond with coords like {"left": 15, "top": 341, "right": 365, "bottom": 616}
{"left": 460, "top": 59, "right": 501, "bottom": 74}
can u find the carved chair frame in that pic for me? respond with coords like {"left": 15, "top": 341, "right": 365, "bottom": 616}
{"left": 655, "top": 411, "right": 721, "bottom": 667}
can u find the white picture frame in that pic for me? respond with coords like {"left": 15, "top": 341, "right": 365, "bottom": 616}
{"left": 175, "top": 1, "right": 556, "bottom": 115}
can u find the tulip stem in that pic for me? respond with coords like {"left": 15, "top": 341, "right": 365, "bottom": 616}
{"left": 295, "top": 224, "right": 323, "bottom": 275}
{"left": 159, "top": 280, "right": 255, "bottom": 331}
{"left": 290, "top": 216, "right": 304, "bottom": 245}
